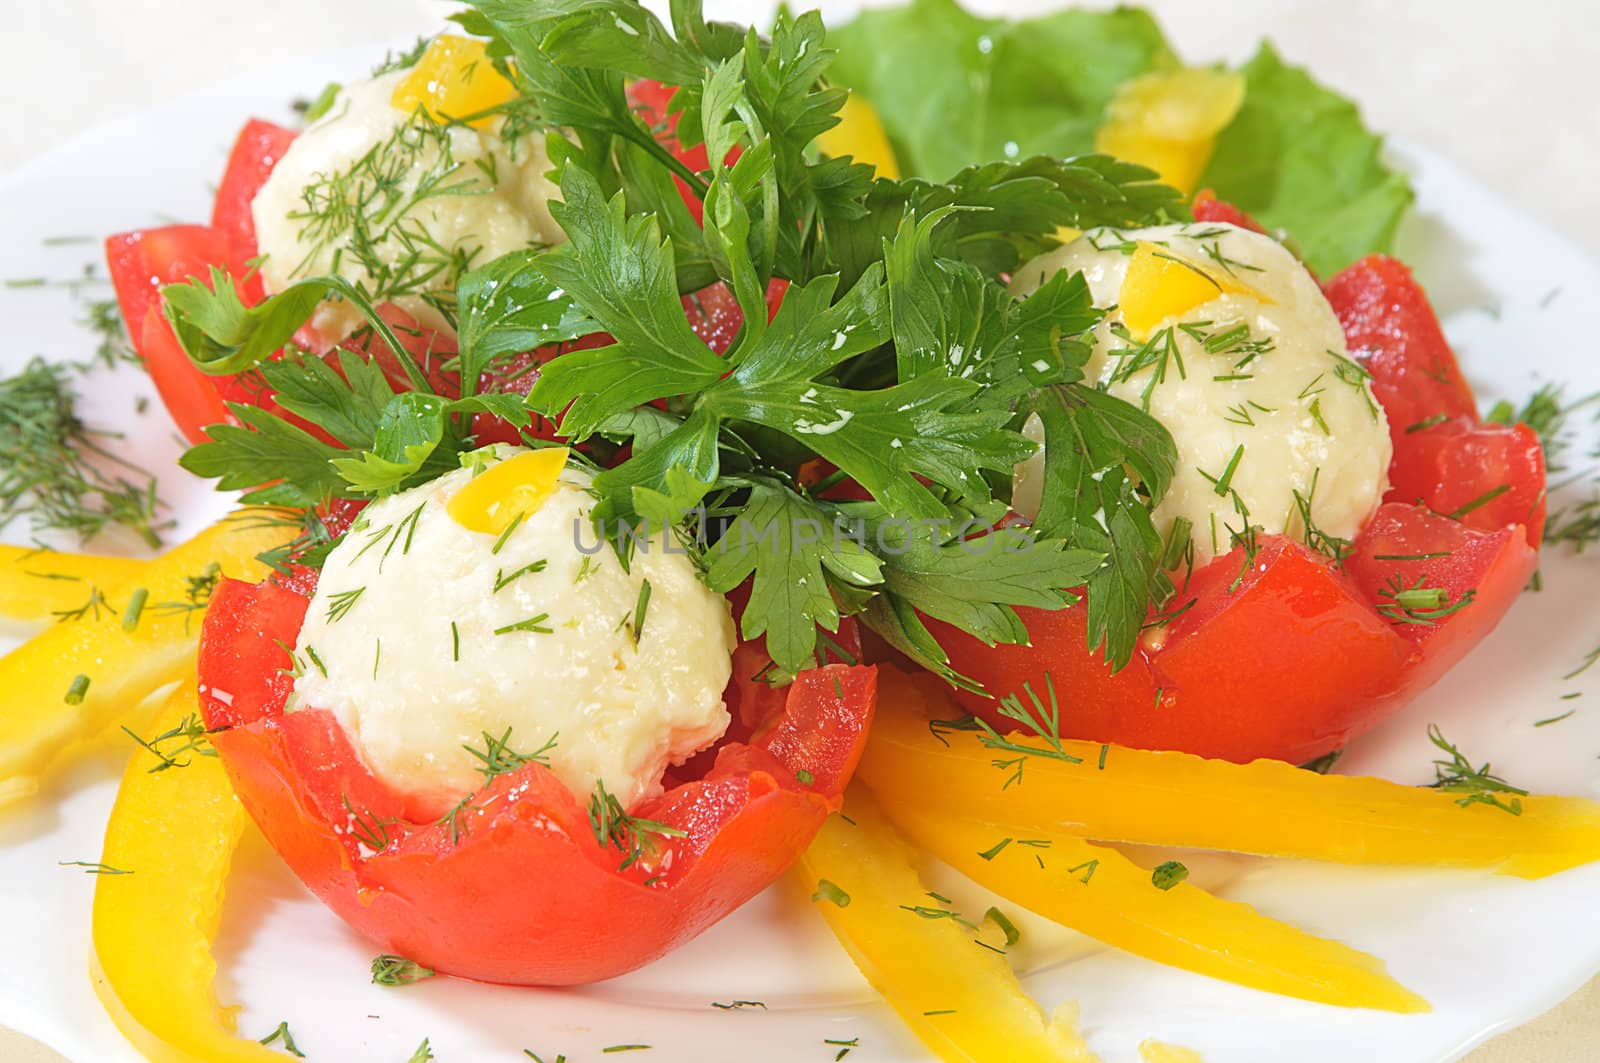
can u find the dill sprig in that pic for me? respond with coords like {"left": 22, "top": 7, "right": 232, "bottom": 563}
{"left": 587, "top": 780, "right": 687, "bottom": 871}
{"left": 123, "top": 713, "right": 222, "bottom": 773}
{"left": 288, "top": 112, "right": 492, "bottom": 321}
{"left": 927, "top": 674, "right": 1083, "bottom": 789}
{"left": 1427, "top": 724, "right": 1526, "bottom": 815}
{"left": 462, "top": 727, "right": 557, "bottom": 783}
{"left": 0, "top": 357, "right": 165, "bottom": 547}
{"left": 258, "top": 1021, "right": 306, "bottom": 1058}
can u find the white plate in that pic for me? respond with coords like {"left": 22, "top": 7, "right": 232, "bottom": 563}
{"left": 3, "top": 25, "right": 1600, "bottom": 1063}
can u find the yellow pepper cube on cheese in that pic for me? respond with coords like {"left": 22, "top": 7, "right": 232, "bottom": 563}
{"left": 1118, "top": 241, "right": 1268, "bottom": 340}
{"left": 391, "top": 35, "right": 517, "bottom": 127}
{"left": 447, "top": 446, "right": 571, "bottom": 535}
{"left": 290, "top": 450, "right": 736, "bottom": 819}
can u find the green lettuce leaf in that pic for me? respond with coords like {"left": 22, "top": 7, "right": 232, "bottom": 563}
{"left": 830, "top": 4, "right": 1412, "bottom": 276}
{"left": 826, "top": 0, "right": 1174, "bottom": 180}
{"left": 1198, "top": 42, "right": 1413, "bottom": 276}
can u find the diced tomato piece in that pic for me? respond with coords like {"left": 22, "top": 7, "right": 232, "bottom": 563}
{"left": 1385, "top": 416, "right": 1547, "bottom": 544}
{"left": 1324, "top": 255, "right": 1479, "bottom": 458}
{"left": 935, "top": 536, "right": 1413, "bottom": 765}
{"left": 211, "top": 119, "right": 297, "bottom": 260}
{"left": 1346, "top": 503, "right": 1537, "bottom": 694}
{"left": 1191, "top": 189, "right": 1267, "bottom": 234}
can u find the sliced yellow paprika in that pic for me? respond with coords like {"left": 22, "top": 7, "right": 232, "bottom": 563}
{"left": 1095, "top": 69, "right": 1244, "bottom": 195}
{"left": 0, "top": 512, "right": 293, "bottom": 807}
{"left": 0, "top": 545, "right": 147, "bottom": 627}
{"left": 447, "top": 446, "right": 569, "bottom": 535}
{"left": 1139, "top": 1043, "right": 1204, "bottom": 1063}
{"left": 91, "top": 676, "right": 282, "bottom": 1063}
{"left": 1118, "top": 241, "right": 1269, "bottom": 340}
{"left": 880, "top": 802, "right": 1427, "bottom": 1012}
{"left": 796, "top": 789, "right": 1097, "bottom": 1063}
{"left": 815, "top": 93, "right": 901, "bottom": 179}
{"left": 391, "top": 35, "right": 518, "bottom": 128}
{"left": 859, "top": 669, "right": 1600, "bottom": 879}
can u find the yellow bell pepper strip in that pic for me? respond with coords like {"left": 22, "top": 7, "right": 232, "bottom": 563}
{"left": 815, "top": 93, "right": 902, "bottom": 179}
{"left": 91, "top": 676, "right": 284, "bottom": 1063}
{"left": 1094, "top": 69, "right": 1245, "bottom": 195}
{"left": 880, "top": 802, "right": 1428, "bottom": 1012}
{"left": 0, "top": 512, "right": 292, "bottom": 807}
{"left": 795, "top": 789, "right": 1098, "bottom": 1063}
{"left": 1139, "top": 1042, "right": 1204, "bottom": 1063}
{"left": 0, "top": 545, "right": 147, "bottom": 626}
{"left": 858, "top": 669, "right": 1600, "bottom": 879}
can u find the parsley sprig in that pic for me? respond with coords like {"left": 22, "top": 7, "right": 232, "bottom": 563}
{"left": 160, "top": 0, "right": 1185, "bottom": 682}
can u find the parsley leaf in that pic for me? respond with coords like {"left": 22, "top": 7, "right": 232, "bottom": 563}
{"left": 704, "top": 478, "right": 883, "bottom": 671}
{"left": 1020, "top": 384, "right": 1177, "bottom": 668}
{"left": 528, "top": 165, "right": 729, "bottom": 438}
{"left": 453, "top": 249, "right": 597, "bottom": 397}
{"left": 854, "top": 506, "right": 1100, "bottom": 645}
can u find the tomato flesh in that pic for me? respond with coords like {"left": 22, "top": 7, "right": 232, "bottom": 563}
{"left": 1191, "top": 190, "right": 1267, "bottom": 235}
{"left": 1324, "top": 254, "right": 1479, "bottom": 455}
{"left": 1346, "top": 502, "right": 1537, "bottom": 693}
{"left": 1384, "top": 416, "right": 1547, "bottom": 544}
{"left": 936, "top": 537, "right": 1414, "bottom": 765}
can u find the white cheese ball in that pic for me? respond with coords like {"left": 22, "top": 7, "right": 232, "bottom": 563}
{"left": 1009, "top": 223, "right": 1391, "bottom": 565}
{"left": 252, "top": 70, "right": 564, "bottom": 340}
{"left": 290, "top": 459, "right": 736, "bottom": 815}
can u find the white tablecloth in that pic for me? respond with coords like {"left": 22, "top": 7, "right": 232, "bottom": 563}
{"left": 3, "top": 1, "right": 1596, "bottom": 1060}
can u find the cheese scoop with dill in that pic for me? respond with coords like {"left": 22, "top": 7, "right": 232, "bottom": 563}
{"left": 251, "top": 37, "right": 563, "bottom": 341}
{"left": 1010, "top": 223, "right": 1392, "bottom": 564}
{"left": 286, "top": 448, "right": 737, "bottom": 818}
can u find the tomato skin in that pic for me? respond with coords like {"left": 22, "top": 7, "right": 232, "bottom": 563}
{"left": 106, "top": 226, "right": 255, "bottom": 352}
{"left": 108, "top": 225, "right": 267, "bottom": 444}
{"left": 1324, "top": 255, "right": 1479, "bottom": 455}
{"left": 211, "top": 119, "right": 297, "bottom": 260}
{"left": 199, "top": 576, "right": 876, "bottom": 985}
{"left": 925, "top": 257, "right": 1544, "bottom": 765}
{"left": 1385, "top": 417, "right": 1547, "bottom": 544}
{"left": 136, "top": 308, "right": 232, "bottom": 446}
{"left": 628, "top": 79, "right": 713, "bottom": 225}
{"left": 936, "top": 537, "right": 1413, "bottom": 765}
{"left": 1191, "top": 190, "right": 1267, "bottom": 234}
{"left": 1346, "top": 503, "right": 1536, "bottom": 691}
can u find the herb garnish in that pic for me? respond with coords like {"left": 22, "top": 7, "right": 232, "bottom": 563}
{"left": 371, "top": 953, "right": 436, "bottom": 986}
{"left": 58, "top": 860, "right": 131, "bottom": 875}
{"left": 587, "top": 780, "right": 687, "bottom": 871}
{"left": 123, "top": 713, "right": 221, "bottom": 772}
{"left": 1427, "top": 724, "right": 1527, "bottom": 815}
{"left": 462, "top": 727, "right": 556, "bottom": 783}
{"left": 0, "top": 358, "right": 164, "bottom": 547}
{"left": 258, "top": 1021, "right": 306, "bottom": 1058}
{"left": 162, "top": 0, "right": 1185, "bottom": 690}
{"left": 1151, "top": 860, "right": 1188, "bottom": 890}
